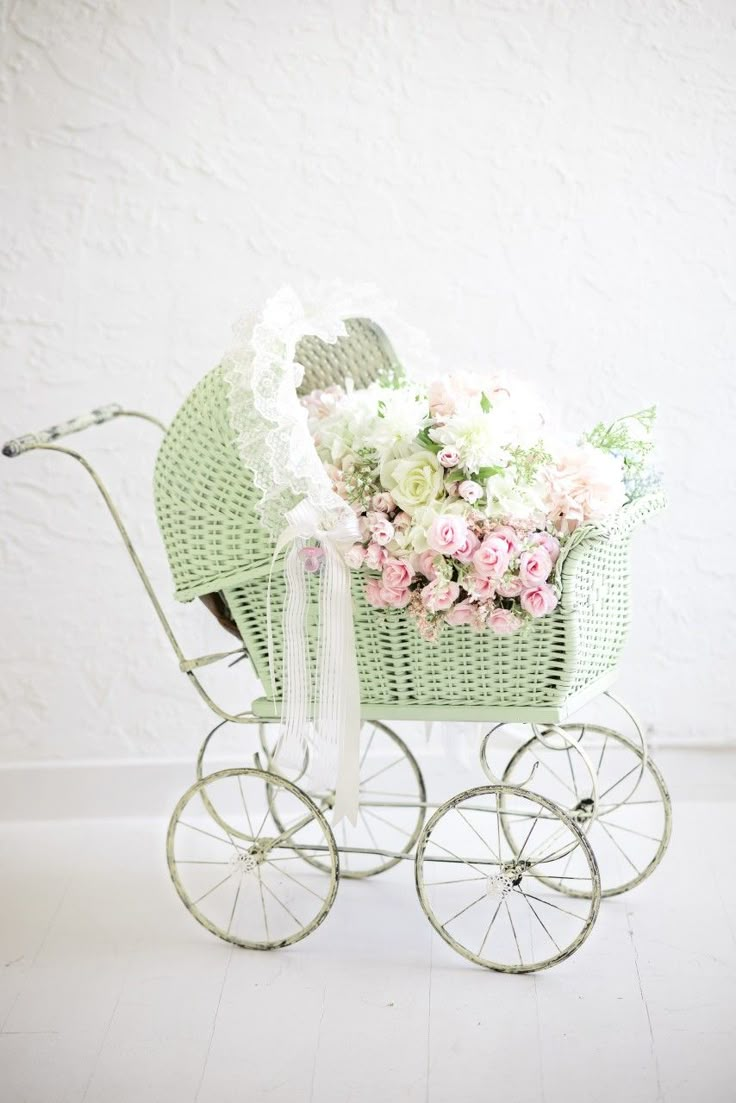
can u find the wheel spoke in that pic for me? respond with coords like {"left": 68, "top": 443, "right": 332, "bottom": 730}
{"left": 565, "top": 747, "right": 580, "bottom": 800}
{"left": 517, "top": 807, "right": 543, "bottom": 860}
{"left": 359, "top": 726, "right": 377, "bottom": 772}
{"left": 176, "top": 859, "right": 231, "bottom": 866}
{"left": 256, "top": 865, "right": 270, "bottom": 940}
{"left": 456, "top": 807, "right": 501, "bottom": 863}
{"left": 519, "top": 893, "right": 561, "bottom": 953}
{"left": 598, "top": 821, "right": 642, "bottom": 875}
{"left": 598, "top": 762, "right": 641, "bottom": 801}
{"left": 423, "top": 874, "right": 487, "bottom": 887}
{"left": 237, "top": 775, "right": 256, "bottom": 839}
{"left": 192, "top": 871, "right": 234, "bottom": 906}
{"left": 598, "top": 819, "right": 661, "bottom": 843}
{"left": 178, "top": 820, "right": 246, "bottom": 852}
{"left": 260, "top": 877, "right": 304, "bottom": 929}
{"left": 477, "top": 899, "right": 503, "bottom": 957}
{"left": 358, "top": 809, "right": 381, "bottom": 853}
{"left": 268, "top": 862, "right": 327, "bottom": 902}
{"left": 423, "top": 835, "right": 495, "bottom": 877}
{"left": 441, "top": 890, "right": 488, "bottom": 929}
{"left": 504, "top": 899, "right": 523, "bottom": 965}
{"left": 362, "top": 807, "right": 412, "bottom": 838}
{"left": 360, "top": 756, "right": 406, "bottom": 787}
{"left": 527, "top": 751, "right": 577, "bottom": 798}
{"left": 515, "top": 887, "right": 587, "bottom": 923}
{"left": 226, "top": 878, "right": 242, "bottom": 936}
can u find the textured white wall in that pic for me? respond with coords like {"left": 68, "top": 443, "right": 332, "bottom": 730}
{"left": 1, "top": 0, "right": 735, "bottom": 764}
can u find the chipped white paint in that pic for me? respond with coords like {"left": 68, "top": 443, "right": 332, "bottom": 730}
{"left": 1, "top": 0, "right": 735, "bottom": 762}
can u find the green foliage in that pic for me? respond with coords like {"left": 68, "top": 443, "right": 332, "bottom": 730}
{"left": 343, "top": 447, "right": 381, "bottom": 508}
{"left": 416, "top": 426, "right": 442, "bottom": 453}
{"left": 585, "top": 407, "right": 657, "bottom": 478}
{"left": 480, "top": 391, "right": 492, "bottom": 414}
{"left": 508, "top": 442, "right": 553, "bottom": 485}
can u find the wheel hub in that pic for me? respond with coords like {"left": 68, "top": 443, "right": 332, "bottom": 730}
{"left": 230, "top": 848, "right": 262, "bottom": 875}
{"left": 573, "top": 796, "right": 596, "bottom": 823}
{"left": 487, "top": 862, "right": 524, "bottom": 900}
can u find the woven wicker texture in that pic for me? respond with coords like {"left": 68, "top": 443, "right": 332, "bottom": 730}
{"left": 154, "top": 317, "right": 660, "bottom": 713}
{"left": 154, "top": 318, "right": 399, "bottom": 600}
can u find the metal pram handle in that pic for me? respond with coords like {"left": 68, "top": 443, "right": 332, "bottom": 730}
{"left": 3, "top": 404, "right": 165, "bottom": 457}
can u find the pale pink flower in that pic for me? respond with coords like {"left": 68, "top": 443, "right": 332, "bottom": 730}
{"left": 428, "top": 381, "right": 456, "bottom": 419}
{"left": 520, "top": 584, "right": 559, "bottom": 618}
{"left": 299, "top": 546, "right": 324, "bottom": 573}
{"left": 496, "top": 576, "right": 524, "bottom": 598}
{"left": 490, "top": 525, "right": 522, "bottom": 558}
{"left": 393, "top": 511, "right": 411, "bottom": 531}
{"left": 528, "top": 530, "right": 561, "bottom": 564}
{"left": 427, "top": 514, "right": 469, "bottom": 556}
{"left": 365, "top": 577, "right": 388, "bottom": 608}
{"left": 344, "top": 544, "right": 366, "bottom": 570}
{"left": 415, "top": 550, "right": 440, "bottom": 581}
{"left": 472, "top": 536, "right": 511, "bottom": 579}
{"left": 368, "top": 512, "right": 395, "bottom": 546}
{"left": 488, "top": 607, "right": 524, "bottom": 635}
{"left": 465, "top": 573, "right": 496, "bottom": 600}
{"left": 438, "top": 446, "right": 460, "bottom": 468}
{"left": 454, "top": 530, "right": 480, "bottom": 564}
{"left": 445, "top": 599, "right": 477, "bottom": 626}
{"left": 358, "top": 514, "right": 371, "bottom": 541}
{"left": 519, "top": 546, "right": 553, "bottom": 587}
{"left": 382, "top": 557, "right": 414, "bottom": 590}
{"left": 543, "top": 446, "right": 625, "bottom": 535}
{"left": 372, "top": 492, "right": 395, "bottom": 513}
{"left": 420, "top": 578, "right": 461, "bottom": 612}
{"left": 365, "top": 542, "right": 389, "bottom": 570}
{"left": 365, "top": 577, "right": 411, "bottom": 610}
{"left": 459, "top": 480, "right": 484, "bottom": 504}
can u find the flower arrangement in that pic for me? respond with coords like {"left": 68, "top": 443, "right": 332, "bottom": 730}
{"left": 302, "top": 369, "right": 657, "bottom": 641}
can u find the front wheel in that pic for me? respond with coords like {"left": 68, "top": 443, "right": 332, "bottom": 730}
{"left": 415, "top": 785, "right": 600, "bottom": 973}
{"left": 167, "top": 768, "right": 339, "bottom": 950}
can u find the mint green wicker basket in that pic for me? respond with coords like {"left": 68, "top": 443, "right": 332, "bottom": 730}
{"left": 154, "top": 319, "right": 662, "bottom": 726}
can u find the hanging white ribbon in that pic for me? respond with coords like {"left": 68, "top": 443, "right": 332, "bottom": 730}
{"left": 268, "top": 499, "right": 362, "bottom": 825}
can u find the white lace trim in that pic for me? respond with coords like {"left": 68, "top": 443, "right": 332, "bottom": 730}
{"left": 222, "top": 283, "right": 432, "bottom": 537}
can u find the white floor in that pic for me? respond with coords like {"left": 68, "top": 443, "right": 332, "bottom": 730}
{"left": 1, "top": 751, "right": 735, "bottom": 1103}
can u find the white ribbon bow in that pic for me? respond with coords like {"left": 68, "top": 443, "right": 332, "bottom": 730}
{"left": 268, "top": 499, "right": 362, "bottom": 825}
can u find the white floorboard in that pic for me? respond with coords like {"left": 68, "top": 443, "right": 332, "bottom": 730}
{"left": 1, "top": 762, "right": 735, "bottom": 1102}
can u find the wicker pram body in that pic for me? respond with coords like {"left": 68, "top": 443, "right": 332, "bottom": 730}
{"left": 154, "top": 319, "right": 658, "bottom": 724}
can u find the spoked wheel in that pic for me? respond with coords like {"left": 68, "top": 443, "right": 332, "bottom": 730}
{"left": 502, "top": 725, "right": 672, "bottom": 897}
{"left": 415, "top": 786, "right": 600, "bottom": 973}
{"left": 167, "top": 768, "right": 338, "bottom": 949}
{"left": 267, "top": 721, "right": 426, "bottom": 878}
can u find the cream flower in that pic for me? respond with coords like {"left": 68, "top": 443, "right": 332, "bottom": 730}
{"left": 381, "top": 451, "right": 444, "bottom": 514}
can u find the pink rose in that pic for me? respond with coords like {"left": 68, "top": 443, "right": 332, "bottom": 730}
{"left": 344, "top": 544, "right": 366, "bottom": 570}
{"left": 427, "top": 514, "right": 469, "bottom": 556}
{"left": 520, "top": 584, "right": 559, "bottom": 618}
{"left": 420, "top": 578, "right": 461, "bottom": 612}
{"left": 415, "top": 550, "right": 440, "bottom": 580}
{"left": 519, "top": 546, "right": 553, "bottom": 587}
{"left": 454, "top": 530, "right": 480, "bottom": 564}
{"left": 365, "top": 577, "right": 388, "bottom": 608}
{"left": 488, "top": 607, "right": 524, "bottom": 635}
{"left": 496, "top": 576, "right": 524, "bottom": 598}
{"left": 365, "top": 577, "right": 411, "bottom": 609}
{"left": 372, "top": 492, "right": 395, "bottom": 513}
{"left": 472, "top": 536, "right": 511, "bottom": 579}
{"left": 438, "top": 446, "right": 460, "bottom": 468}
{"left": 299, "top": 546, "right": 324, "bottom": 573}
{"left": 490, "top": 525, "right": 522, "bottom": 558}
{"left": 393, "top": 511, "right": 411, "bottom": 532}
{"left": 368, "top": 512, "right": 395, "bottom": 546}
{"left": 445, "top": 599, "right": 477, "bottom": 626}
{"left": 358, "top": 514, "right": 371, "bottom": 541}
{"left": 466, "top": 573, "right": 496, "bottom": 600}
{"left": 528, "top": 530, "right": 561, "bottom": 565}
{"left": 382, "top": 556, "right": 414, "bottom": 590}
{"left": 459, "top": 480, "right": 484, "bottom": 504}
{"left": 365, "top": 542, "right": 389, "bottom": 570}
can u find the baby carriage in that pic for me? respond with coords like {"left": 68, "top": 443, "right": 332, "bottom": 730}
{"left": 3, "top": 315, "right": 671, "bottom": 973}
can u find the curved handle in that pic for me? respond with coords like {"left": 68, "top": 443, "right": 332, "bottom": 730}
{"left": 2, "top": 403, "right": 124, "bottom": 457}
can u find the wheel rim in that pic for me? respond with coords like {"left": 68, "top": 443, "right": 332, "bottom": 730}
{"left": 502, "top": 725, "right": 672, "bottom": 898}
{"left": 415, "top": 785, "right": 600, "bottom": 973}
{"left": 167, "top": 768, "right": 339, "bottom": 949}
{"left": 267, "top": 721, "right": 426, "bottom": 879}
